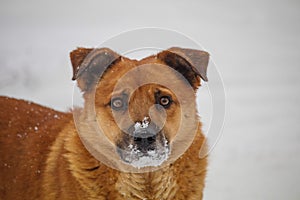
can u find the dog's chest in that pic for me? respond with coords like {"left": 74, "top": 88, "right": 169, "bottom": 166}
{"left": 115, "top": 168, "right": 179, "bottom": 200}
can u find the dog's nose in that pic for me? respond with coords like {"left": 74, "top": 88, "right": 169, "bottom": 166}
{"left": 129, "top": 120, "right": 158, "bottom": 151}
{"left": 133, "top": 135, "right": 156, "bottom": 148}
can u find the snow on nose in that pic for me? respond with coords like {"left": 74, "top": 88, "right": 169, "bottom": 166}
{"left": 134, "top": 117, "right": 149, "bottom": 131}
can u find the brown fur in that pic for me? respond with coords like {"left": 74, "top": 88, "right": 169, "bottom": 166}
{"left": 0, "top": 47, "right": 209, "bottom": 200}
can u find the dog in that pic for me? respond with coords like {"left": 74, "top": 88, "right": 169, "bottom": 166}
{"left": 0, "top": 47, "right": 209, "bottom": 200}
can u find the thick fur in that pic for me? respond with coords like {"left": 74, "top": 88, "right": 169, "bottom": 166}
{"left": 0, "top": 47, "right": 208, "bottom": 200}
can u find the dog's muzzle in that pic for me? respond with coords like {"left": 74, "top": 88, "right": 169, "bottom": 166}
{"left": 117, "top": 120, "right": 170, "bottom": 168}
{"left": 131, "top": 121, "right": 157, "bottom": 152}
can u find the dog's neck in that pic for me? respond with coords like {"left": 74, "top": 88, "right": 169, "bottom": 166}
{"left": 116, "top": 166, "right": 178, "bottom": 199}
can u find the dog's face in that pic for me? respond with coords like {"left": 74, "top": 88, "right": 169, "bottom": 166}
{"left": 70, "top": 47, "right": 209, "bottom": 169}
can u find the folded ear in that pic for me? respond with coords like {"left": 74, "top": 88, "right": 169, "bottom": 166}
{"left": 70, "top": 47, "right": 94, "bottom": 81}
{"left": 157, "top": 47, "right": 209, "bottom": 89}
{"left": 70, "top": 47, "right": 120, "bottom": 91}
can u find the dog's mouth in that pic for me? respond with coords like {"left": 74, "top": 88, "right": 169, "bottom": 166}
{"left": 116, "top": 130, "right": 170, "bottom": 169}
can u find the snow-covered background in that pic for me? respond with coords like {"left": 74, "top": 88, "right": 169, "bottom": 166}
{"left": 1, "top": 0, "right": 300, "bottom": 199}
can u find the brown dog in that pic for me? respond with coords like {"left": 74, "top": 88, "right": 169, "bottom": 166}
{"left": 0, "top": 47, "right": 209, "bottom": 200}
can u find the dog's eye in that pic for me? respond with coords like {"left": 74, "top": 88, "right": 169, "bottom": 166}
{"left": 111, "top": 98, "right": 125, "bottom": 110}
{"left": 159, "top": 96, "right": 172, "bottom": 108}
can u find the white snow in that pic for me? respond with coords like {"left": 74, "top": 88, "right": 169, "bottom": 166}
{"left": 129, "top": 152, "right": 168, "bottom": 169}
{"left": 126, "top": 143, "right": 169, "bottom": 169}
{"left": 123, "top": 134, "right": 170, "bottom": 169}
{"left": 134, "top": 117, "right": 149, "bottom": 131}
{"left": 53, "top": 114, "right": 59, "bottom": 119}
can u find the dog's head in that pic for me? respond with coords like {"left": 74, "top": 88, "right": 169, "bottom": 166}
{"left": 70, "top": 47, "right": 209, "bottom": 169}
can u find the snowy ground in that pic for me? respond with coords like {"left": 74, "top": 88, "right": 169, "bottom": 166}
{"left": 1, "top": 0, "right": 300, "bottom": 199}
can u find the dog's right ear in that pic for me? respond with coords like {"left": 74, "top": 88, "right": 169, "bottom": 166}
{"left": 157, "top": 47, "right": 209, "bottom": 90}
{"left": 70, "top": 47, "right": 120, "bottom": 91}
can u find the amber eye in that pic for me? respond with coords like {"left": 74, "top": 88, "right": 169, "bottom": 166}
{"left": 111, "top": 98, "right": 125, "bottom": 110}
{"left": 159, "top": 96, "right": 172, "bottom": 108}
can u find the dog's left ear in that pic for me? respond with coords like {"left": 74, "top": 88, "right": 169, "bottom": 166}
{"left": 157, "top": 47, "right": 209, "bottom": 89}
{"left": 70, "top": 47, "right": 94, "bottom": 81}
{"left": 70, "top": 47, "right": 120, "bottom": 91}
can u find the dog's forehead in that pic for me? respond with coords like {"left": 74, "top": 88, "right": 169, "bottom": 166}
{"left": 104, "top": 55, "right": 180, "bottom": 84}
